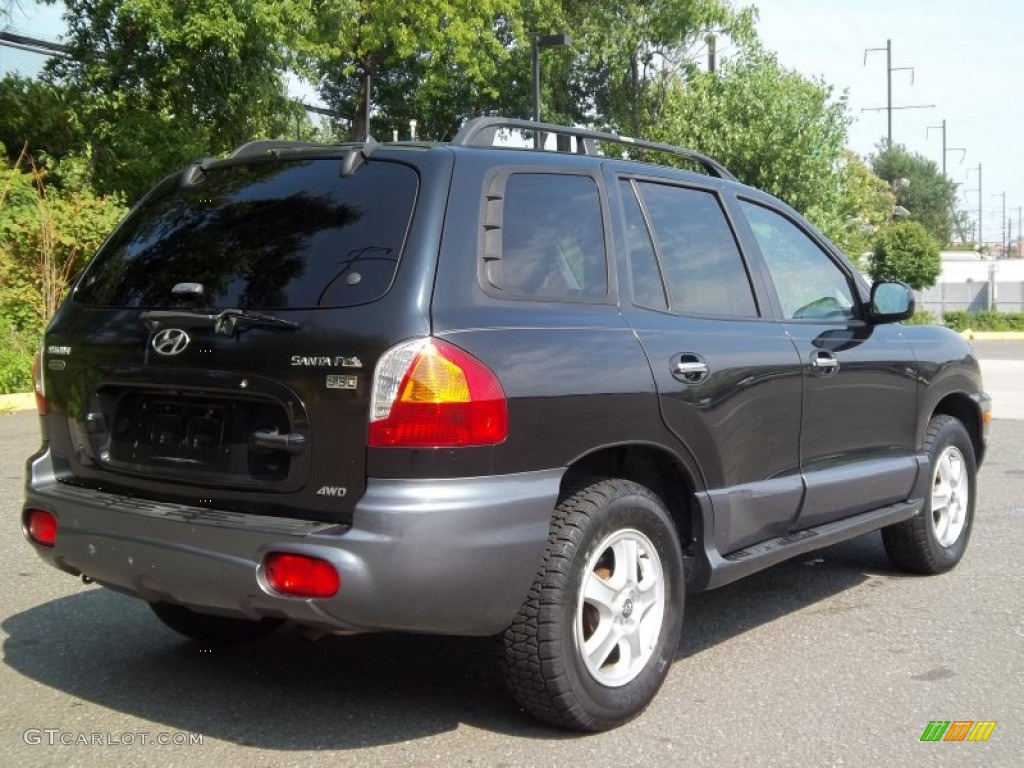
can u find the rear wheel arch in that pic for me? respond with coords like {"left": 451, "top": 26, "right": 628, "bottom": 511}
{"left": 561, "top": 443, "right": 698, "bottom": 552}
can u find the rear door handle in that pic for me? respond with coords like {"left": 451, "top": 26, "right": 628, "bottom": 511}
{"left": 671, "top": 354, "right": 709, "bottom": 383}
{"left": 810, "top": 350, "right": 840, "bottom": 376}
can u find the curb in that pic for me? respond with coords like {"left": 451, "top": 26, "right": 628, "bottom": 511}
{"left": 0, "top": 392, "right": 35, "bottom": 414}
{"left": 959, "top": 329, "right": 1024, "bottom": 341}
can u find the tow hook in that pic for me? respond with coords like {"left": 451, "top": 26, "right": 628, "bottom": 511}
{"left": 81, "top": 574, "right": 94, "bottom": 585}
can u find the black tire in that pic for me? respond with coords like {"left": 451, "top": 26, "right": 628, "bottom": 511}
{"left": 882, "top": 414, "right": 977, "bottom": 574}
{"left": 149, "top": 601, "right": 284, "bottom": 645}
{"left": 501, "top": 478, "right": 685, "bottom": 732}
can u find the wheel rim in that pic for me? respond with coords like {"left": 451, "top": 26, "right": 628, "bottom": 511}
{"left": 574, "top": 528, "right": 666, "bottom": 687}
{"left": 931, "top": 445, "right": 969, "bottom": 548}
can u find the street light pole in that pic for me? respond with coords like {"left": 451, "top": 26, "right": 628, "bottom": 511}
{"left": 531, "top": 33, "right": 572, "bottom": 126}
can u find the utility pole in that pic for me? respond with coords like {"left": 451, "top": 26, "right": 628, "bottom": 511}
{"left": 993, "top": 192, "right": 1006, "bottom": 256}
{"left": 864, "top": 40, "right": 934, "bottom": 148}
{"left": 967, "top": 164, "right": 982, "bottom": 249}
{"left": 926, "top": 119, "right": 966, "bottom": 176}
{"left": 1018, "top": 207, "right": 1023, "bottom": 257}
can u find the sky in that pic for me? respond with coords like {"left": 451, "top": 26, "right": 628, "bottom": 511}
{"left": 4, "top": 1, "right": 1023, "bottom": 247}
{"left": 738, "top": 0, "right": 1024, "bottom": 247}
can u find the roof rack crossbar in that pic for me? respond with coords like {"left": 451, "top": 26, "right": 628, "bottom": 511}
{"left": 451, "top": 117, "right": 738, "bottom": 182}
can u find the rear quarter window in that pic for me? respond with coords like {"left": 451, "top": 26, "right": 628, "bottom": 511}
{"left": 74, "top": 158, "right": 418, "bottom": 309}
{"left": 481, "top": 172, "right": 607, "bottom": 301}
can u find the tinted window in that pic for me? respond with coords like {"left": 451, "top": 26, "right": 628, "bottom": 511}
{"left": 620, "top": 180, "right": 668, "bottom": 310}
{"left": 75, "top": 159, "right": 417, "bottom": 309}
{"left": 739, "top": 201, "right": 856, "bottom": 321}
{"left": 637, "top": 183, "right": 757, "bottom": 317}
{"left": 492, "top": 174, "right": 606, "bottom": 299}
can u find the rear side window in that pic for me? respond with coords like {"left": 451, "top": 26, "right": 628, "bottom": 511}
{"left": 484, "top": 173, "right": 607, "bottom": 300}
{"left": 620, "top": 179, "right": 668, "bottom": 310}
{"left": 635, "top": 182, "right": 758, "bottom": 317}
{"left": 75, "top": 158, "right": 418, "bottom": 309}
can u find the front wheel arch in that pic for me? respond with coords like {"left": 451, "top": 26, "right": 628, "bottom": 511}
{"left": 883, "top": 414, "right": 977, "bottom": 574}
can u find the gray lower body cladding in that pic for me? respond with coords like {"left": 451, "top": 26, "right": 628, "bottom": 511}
{"left": 24, "top": 449, "right": 561, "bottom": 636}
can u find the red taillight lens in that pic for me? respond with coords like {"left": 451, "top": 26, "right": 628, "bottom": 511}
{"left": 32, "top": 353, "right": 47, "bottom": 416}
{"left": 369, "top": 338, "right": 508, "bottom": 447}
{"left": 26, "top": 508, "right": 57, "bottom": 547}
{"left": 263, "top": 552, "right": 340, "bottom": 598}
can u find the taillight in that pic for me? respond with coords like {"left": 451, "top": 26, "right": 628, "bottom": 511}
{"left": 263, "top": 552, "right": 340, "bottom": 598}
{"left": 369, "top": 338, "right": 508, "bottom": 447}
{"left": 25, "top": 508, "right": 57, "bottom": 547}
{"left": 32, "top": 353, "right": 47, "bottom": 416}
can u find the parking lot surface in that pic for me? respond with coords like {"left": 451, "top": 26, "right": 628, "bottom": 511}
{"left": 1, "top": 349, "right": 1021, "bottom": 766}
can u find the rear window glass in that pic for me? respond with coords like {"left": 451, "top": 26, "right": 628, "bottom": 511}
{"left": 74, "top": 158, "right": 418, "bottom": 309}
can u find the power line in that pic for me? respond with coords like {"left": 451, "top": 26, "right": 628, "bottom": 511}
{"left": 0, "top": 31, "right": 339, "bottom": 119}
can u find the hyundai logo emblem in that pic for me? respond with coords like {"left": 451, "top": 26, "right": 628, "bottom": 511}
{"left": 151, "top": 328, "right": 191, "bottom": 356}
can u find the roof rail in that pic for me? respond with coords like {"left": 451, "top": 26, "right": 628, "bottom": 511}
{"left": 451, "top": 117, "right": 738, "bottom": 182}
{"left": 229, "top": 139, "right": 323, "bottom": 159}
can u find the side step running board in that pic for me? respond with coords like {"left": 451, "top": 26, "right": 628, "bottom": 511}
{"left": 695, "top": 500, "right": 922, "bottom": 591}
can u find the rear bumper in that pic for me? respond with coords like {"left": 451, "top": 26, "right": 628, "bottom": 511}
{"left": 23, "top": 448, "right": 561, "bottom": 635}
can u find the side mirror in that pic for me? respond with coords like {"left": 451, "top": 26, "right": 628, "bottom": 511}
{"left": 868, "top": 281, "right": 915, "bottom": 324}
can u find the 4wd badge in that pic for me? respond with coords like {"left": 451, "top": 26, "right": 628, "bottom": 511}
{"left": 316, "top": 486, "right": 347, "bottom": 497}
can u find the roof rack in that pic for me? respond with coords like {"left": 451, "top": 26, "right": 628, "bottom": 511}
{"left": 451, "top": 117, "right": 738, "bottom": 182}
{"left": 230, "top": 139, "right": 323, "bottom": 159}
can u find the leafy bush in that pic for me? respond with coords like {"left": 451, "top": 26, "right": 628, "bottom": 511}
{"left": 904, "top": 309, "right": 937, "bottom": 325}
{"left": 0, "top": 317, "right": 35, "bottom": 394}
{"left": 1, "top": 147, "right": 125, "bottom": 333}
{"left": 943, "top": 311, "right": 1024, "bottom": 332}
{"left": 869, "top": 220, "right": 941, "bottom": 291}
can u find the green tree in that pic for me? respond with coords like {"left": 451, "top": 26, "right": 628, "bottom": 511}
{"left": 655, "top": 50, "right": 851, "bottom": 241}
{"left": 831, "top": 151, "right": 896, "bottom": 267}
{"left": 869, "top": 143, "right": 958, "bottom": 246}
{"left": 0, "top": 76, "right": 82, "bottom": 164}
{"left": 552, "top": 0, "right": 755, "bottom": 136}
{"left": 42, "top": 0, "right": 302, "bottom": 201}
{"left": 869, "top": 220, "right": 941, "bottom": 291}
{"left": 298, "top": 0, "right": 524, "bottom": 141}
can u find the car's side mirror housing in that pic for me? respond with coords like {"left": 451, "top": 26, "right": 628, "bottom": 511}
{"left": 868, "top": 281, "right": 915, "bottom": 324}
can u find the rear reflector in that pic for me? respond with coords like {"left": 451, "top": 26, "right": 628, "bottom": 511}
{"left": 263, "top": 552, "right": 340, "bottom": 598}
{"left": 26, "top": 508, "right": 57, "bottom": 547}
{"left": 32, "top": 353, "right": 47, "bottom": 416}
{"left": 369, "top": 338, "right": 508, "bottom": 447}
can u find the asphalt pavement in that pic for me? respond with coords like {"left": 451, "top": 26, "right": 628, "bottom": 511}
{"left": 972, "top": 340, "right": 1024, "bottom": 421}
{"left": 0, "top": 346, "right": 1021, "bottom": 767}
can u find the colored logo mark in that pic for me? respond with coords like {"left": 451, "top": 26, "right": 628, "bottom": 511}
{"left": 920, "top": 721, "right": 997, "bottom": 742}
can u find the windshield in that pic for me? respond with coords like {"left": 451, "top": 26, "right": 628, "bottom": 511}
{"left": 74, "top": 157, "right": 418, "bottom": 309}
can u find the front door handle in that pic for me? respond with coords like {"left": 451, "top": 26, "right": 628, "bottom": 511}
{"left": 671, "top": 353, "right": 709, "bottom": 383}
{"left": 810, "top": 350, "right": 840, "bottom": 376}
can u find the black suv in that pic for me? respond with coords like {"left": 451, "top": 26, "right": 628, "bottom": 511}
{"left": 23, "top": 118, "right": 990, "bottom": 731}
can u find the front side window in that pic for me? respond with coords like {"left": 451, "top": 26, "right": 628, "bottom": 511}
{"left": 739, "top": 201, "right": 856, "bottom": 322}
{"left": 635, "top": 182, "right": 758, "bottom": 317}
{"left": 489, "top": 173, "right": 607, "bottom": 300}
